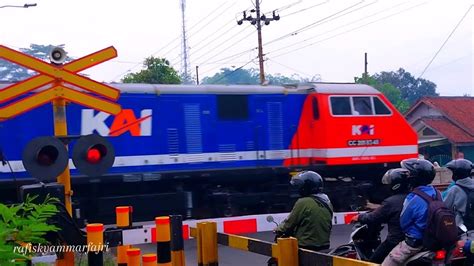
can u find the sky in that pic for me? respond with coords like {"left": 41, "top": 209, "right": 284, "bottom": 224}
{"left": 1, "top": 0, "right": 472, "bottom": 96}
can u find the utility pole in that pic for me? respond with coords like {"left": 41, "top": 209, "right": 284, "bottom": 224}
{"left": 237, "top": 1, "right": 280, "bottom": 84}
{"left": 364, "top": 52, "right": 368, "bottom": 78}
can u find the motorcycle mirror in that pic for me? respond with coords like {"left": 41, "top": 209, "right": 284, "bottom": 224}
{"left": 459, "top": 224, "right": 468, "bottom": 233}
{"left": 266, "top": 215, "right": 274, "bottom": 223}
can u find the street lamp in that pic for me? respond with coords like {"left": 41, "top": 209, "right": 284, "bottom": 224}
{"left": 0, "top": 3, "right": 37, "bottom": 8}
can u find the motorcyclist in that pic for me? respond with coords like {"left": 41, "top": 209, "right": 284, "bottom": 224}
{"left": 275, "top": 171, "right": 333, "bottom": 251}
{"left": 382, "top": 158, "right": 437, "bottom": 266}
{"left": 443, "top": 159, "right": 474, "bottom": 229}
{"left": 350, "top": 168, "right": 409, "bottom": 263}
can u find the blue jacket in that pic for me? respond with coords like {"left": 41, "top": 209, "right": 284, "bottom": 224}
{"left": 400, "top": 185, "right": 437, "bottom": 240}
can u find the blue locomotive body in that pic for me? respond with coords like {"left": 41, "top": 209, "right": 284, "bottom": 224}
{"left": 0, "top": 83, "right": 413, "bottom": 222}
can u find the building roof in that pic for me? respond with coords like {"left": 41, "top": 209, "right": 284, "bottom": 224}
{"left": 408, "top": 97, "right": 474, "bottom": 144}
{"left": 421, "top": 117, "right": 474, "bottom": 143}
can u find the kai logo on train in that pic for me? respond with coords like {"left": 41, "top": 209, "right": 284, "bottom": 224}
{"left": 352, "top": 125, "right": 374, "bottom": 136}
{"left": 81, "top": 109, "right": 152, "bottom": 137}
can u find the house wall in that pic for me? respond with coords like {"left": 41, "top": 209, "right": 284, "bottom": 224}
{"left": 405, "top": 104, "right": 442, "bottom": 124}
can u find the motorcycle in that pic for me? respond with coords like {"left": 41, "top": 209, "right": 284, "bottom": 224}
{"left": 330, "top": 222, "right": 468, "bottom": 265}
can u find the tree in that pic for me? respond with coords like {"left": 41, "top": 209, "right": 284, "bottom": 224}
{"left": 122, "top": 57, "right": 181, "bottom": 84}
{"left": 372, "top": 68, "right": 438, "bottom": 104}
{"left": 355, "top": 74, "right": 410, "bottom": 113}
{"left": 202, "top": 68, "right": 259, "bottom": 84}
{"left": 0, "top": 44, "right": 72, "bottom": 82}
{"left": 202, "top": 67, "right": 311, "bottom": 85}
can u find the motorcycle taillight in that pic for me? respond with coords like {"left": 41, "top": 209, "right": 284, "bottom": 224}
{"left": 434, "top": 250, "right": 446, "bottom": 260}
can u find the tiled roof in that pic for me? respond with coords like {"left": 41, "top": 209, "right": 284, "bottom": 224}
{"left": 421, "top": 97, "right": 474, "bottom": 135}
{"left": 421, "top": 117, "right": 474, "bottom": 143}
{"left": 408, "top": 97, "right": 474, "bottom": 144}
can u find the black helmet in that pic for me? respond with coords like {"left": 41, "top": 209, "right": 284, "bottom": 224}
{"left": 290, "top": 171, "right": 323, "bottom": 196}
{"left": 401, "top": 158, "right": 436, "bottom": 186}
{"left": 382, "top": 168, "right": 410, "bottom": 194}
{"left": 445, "top": 159, "right": 473, "bottom": 181}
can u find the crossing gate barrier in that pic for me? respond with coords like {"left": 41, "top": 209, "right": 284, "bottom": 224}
{"left": 190, "top": 221, "right": 379, "bottom": 266}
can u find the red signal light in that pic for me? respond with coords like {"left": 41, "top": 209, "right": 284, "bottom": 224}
{"left": 86, "top": 144, "right": 106, "bottom": 164}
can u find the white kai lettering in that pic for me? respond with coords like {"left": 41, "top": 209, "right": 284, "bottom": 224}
{"left": 81, "top": 109, "right": 153, "bottom": 136}
{"left": 352, "top": 125, "right": 374, "bottom": 136}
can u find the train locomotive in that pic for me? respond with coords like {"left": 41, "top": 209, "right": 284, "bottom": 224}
{"left": 0, "top": 82, "right": 418, "bottom": 224}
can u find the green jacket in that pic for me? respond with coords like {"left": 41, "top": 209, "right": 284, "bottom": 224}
{"left": 276, "top": 195, "right": 333, "bottom": 248}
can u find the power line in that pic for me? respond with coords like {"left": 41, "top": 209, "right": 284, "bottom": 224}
{"left": 269, "top": 1, "right": 427, "bottom": 59}
{"left": 264, "top": 0, "right": 366, "bottom": 46}
{"left": 196, "top": 28, "right": 257, "bottom": 66}
{"left": 211, "top": 58, "right": 256, "bottom": 83}
{"left": 267, "top": 58, "right": 313, "bottom": 78}
{"left": 111, "top": 1, "right": 233, "bottom": 81}
{"left": 418, "top": 4, "right": 473, "bottom": 79}
{"left": 267, "top": 0, "right": 409, "bottom": 56}
{"left": 282, "top": 0, "right": 329, "bottom": 17}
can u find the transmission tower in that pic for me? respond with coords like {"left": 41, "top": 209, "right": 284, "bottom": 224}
{"left": 180, "top": 0, "right": 192, "bottom": 83}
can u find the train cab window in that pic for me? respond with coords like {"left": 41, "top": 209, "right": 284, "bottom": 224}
{"left": 353, "top": 97, "right": 373, "bottom": 115}
{"left": 312, "top": 97, "right": 320, "bottom": 119}
{"left": 330, "top": 97, "right": 351, "bottom": 115}
{"left": 217, "top": 95, "right": 249, "bottom": 120}
{"left": 373, "top": 97, "right": 391, "bottom": 115}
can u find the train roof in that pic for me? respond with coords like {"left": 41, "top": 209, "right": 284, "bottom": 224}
{"left": 0, "top": 82, "right": 381, "bottom": 95}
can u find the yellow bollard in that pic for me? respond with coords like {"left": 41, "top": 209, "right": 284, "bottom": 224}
{"left": 277, "top": 237, "right": 298, "bottom": 266}
{"left": 86, "top": 223, "right": 104, "bottom": 266}
{"left": 156, "top": 216, "right": 172, "bottom": 266}
{"left": 127, "top": 248, "right": 141, "bottom": 266}
{"left": 116, "top": 206, "right": 131, "bottom": 227}
{"left": 143, "top": 253, "right": 158, "bottom": 266}
{"left": 197, "top": 222, "right": 218, "bottom": 266}
{"left": 116, "top": 206, "right": 132, "bottom": 266}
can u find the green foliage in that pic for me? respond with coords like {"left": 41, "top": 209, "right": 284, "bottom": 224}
{"left": 0, "top": 195, "right": 59, "bottom": 265}
{"left": 355, "top": 68, "right": 438, "bottom": 113}
{"left": 122, "top": 57, "right": 181, "bottom": 84}
{"left": 0, "top": 44, "right": 72, "bottom": 82}
{"left": 202, "top": 67, "right": 310, "bottom": 85}
{"left": 202, "top": 67, "right": 259, "bottom": 84}
{"left": 372, "top": 68, "right": 438, "bottom": 104}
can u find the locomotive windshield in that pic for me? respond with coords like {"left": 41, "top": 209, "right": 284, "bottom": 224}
{"left": 330, "top": 95, "right": 392, "bottom": 116}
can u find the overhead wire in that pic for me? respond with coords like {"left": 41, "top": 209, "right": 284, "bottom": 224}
{"left": 267, "top": 58, "right": 313, "bottom": 78}
{"left": 111, "top": 1, "right": 234, "bottom": 81}
{"left": 211, "top": 58, "right": 257, "bottom": 83}
{"left": 163, "top": 2, "right": 238, "bottom": 64}
{"left": 269, "top": 1, "right": 427, "bottom": 59}
{"left": 267, "top": 0, "right": 409, "bottom": 56}
{"left": 200, "top": 0, "right": 370, "bottom": 76}
{"left": 264, "top": 0, "right": 367, "bottom": 46}
{"left": 281, "top": 0, "right": 329, "bottom": 17}
{"left": 418, "top": 4, "right": 473, "bottom": 79}
{"left": 195, "top": 27, "right": 257, "bottom": 66}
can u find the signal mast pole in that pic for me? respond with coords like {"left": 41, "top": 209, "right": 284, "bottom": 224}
{"left": 237, "top": 0, "right": 280, "bottom": 84}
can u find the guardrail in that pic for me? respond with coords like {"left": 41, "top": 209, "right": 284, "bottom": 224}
{"left": 190, "top": 221, "right": 378, "bottom": 266}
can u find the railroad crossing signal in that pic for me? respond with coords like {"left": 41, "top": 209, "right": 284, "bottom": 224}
{"left": 72, "top": 134, "right": 115, "bottom": 177}
{"left": 22, "top": 136, "right": 69, "bottom": 181}
{"left": 0, "top": 45, "right": 122, "bottom": 120}
{"left": 22, "top": 134, "right": 115, "bottom": 180}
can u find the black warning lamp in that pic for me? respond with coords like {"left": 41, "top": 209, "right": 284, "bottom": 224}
{"left": 22, "top": 136, "right": 69, "bottom": 181}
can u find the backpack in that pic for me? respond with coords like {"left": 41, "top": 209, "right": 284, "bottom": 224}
{"left": 456, "top": 185, "right": 474, "bottom": 230}
{"left": 311, "top": 196, "right": 333, "bottom": 217}
{"left": 412, "top": 188, "right": 458, "bottom": 250}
